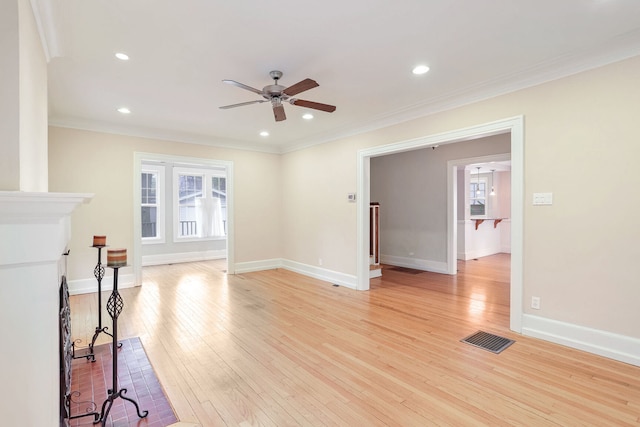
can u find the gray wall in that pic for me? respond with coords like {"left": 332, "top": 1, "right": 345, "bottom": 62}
{"left": 370, "top": 134, "right": 510, "bottom": 265}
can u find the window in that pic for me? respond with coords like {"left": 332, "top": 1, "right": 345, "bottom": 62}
{"left": 173, "top": 167, "right": 227, "bottom": 240}
{"left": 141, "top": 164, "right": 165, "bottom": 242}
{"left": 211, "top": 175, "right": 227, "bottom": 235}
{"left": 177, "top": 173, "right": 203, "bottom": 237}
{"left": 470, "top": 177, "right": 487, "bottom": 217}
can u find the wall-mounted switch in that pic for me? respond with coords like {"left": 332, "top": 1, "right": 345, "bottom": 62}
{"left": 533, "top": 193, "right": 553, "bottom": 205}
{"left": 347, "top": 193, "right": 356, "bottom": 202}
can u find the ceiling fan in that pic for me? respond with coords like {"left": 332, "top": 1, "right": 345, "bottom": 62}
{"left": 219, "top": 70, "right": 336, "bottom": 122}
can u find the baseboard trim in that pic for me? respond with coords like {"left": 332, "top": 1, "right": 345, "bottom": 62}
{"left": 281, "top": 259, "right": 358, "bottom": 289}
{"left": 142, "top": 250, "right": 226, "bottom": 267}
{"left": 234, "top": 258, "right": 357, "bottom": 289}
{"left": 68, "top": 272, "right": 136, "bottom": 296}
{"left": 234, "top": 258, "right": 282, "bottom": 273}
{"left": 522, "top": 314, "right": 640, "bottom": 367}
{"left": 380, "top": 254, "right": 448, "bottom": 274}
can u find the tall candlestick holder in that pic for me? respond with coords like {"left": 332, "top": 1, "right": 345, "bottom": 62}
{"left": 80, "top": 245, "right": 122, "bottom": 362}
{"left": 97, "top": 265, "right": 148, "bottom": 425}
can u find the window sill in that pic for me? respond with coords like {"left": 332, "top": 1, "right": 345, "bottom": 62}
{"left": 142, "top": 238, "right": 166, "bottom": 245}
{"left": 173, "top": 236, "right": 227, "bottom": 243}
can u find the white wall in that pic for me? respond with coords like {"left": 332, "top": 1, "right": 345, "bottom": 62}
{"left": 0, "top": 0, "right": 48, "bottom": 192}
{"left": 18, "top": 0, "right": 48, "bottom": 192}
{"left": 459, "top": 169, "right": 511, "bottom": 260}
{"left": 0, "top": 0, "right": 20, "bottom": 190}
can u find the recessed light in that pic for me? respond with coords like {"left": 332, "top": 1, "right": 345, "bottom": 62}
{"left": 115, "top": 52, "right": 129, "bottom": 61}
{"left": 302, "top": 113, "right": 314, "bottom": 120}
{"left": 117, "top": 107, "right": 131, "bottom": 114}
{"left": 259, "top": 131, "right": 269, "bottom": 137}
{"left": 412, "top": 65, "right": 430, "bottom": 75}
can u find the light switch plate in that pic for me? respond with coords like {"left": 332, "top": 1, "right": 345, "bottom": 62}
{"left": 533, "top": 192, "right": 553, "bottom": 205}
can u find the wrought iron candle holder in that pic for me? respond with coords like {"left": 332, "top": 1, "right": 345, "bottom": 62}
{"left": 74, "top": 245, "right": 122, "bottom": 362}
{"left": 97, "top": 265, "right": 148, "bottom": 425}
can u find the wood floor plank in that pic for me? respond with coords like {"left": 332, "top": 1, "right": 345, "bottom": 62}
{"left": 69, "top": 255, "right": 640, "bottom": 426}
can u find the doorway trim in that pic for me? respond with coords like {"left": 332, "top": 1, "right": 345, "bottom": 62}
{"left": 356, "top": 116, "right": 523, "bottom": 332}
{"left": 132, "top": 152, "right": 235, "bottom": 285}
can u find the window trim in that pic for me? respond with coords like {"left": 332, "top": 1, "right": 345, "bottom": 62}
{"left": 141, "top": 164, "right": 165, "bottom": 244}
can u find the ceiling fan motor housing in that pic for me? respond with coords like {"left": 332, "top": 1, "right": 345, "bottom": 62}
{"left": 263, "top": 84, "right": 287, "bottom": 99}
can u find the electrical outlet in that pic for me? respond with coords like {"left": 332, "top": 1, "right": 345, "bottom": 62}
{"left": 531, "top": 296, "right": 541, "bottom": 310}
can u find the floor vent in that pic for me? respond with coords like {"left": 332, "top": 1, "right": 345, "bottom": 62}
{"left": 461, "top": 330, "right": 515, "bottom": 354}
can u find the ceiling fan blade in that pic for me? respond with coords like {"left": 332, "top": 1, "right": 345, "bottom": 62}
{"left": 282, "top": 78, "right": 319, "bottom": 96}
{"left": 219, "top": 100, "right": 267, "bottom": 109}
{"left": 290, "top": 98, "right": 336, "bottom": 113}
{"left": 222, "top": 79, "right": 264, "bottom": 96}
{"left": 273, "top": 103, "right": 286, "bottom": 122}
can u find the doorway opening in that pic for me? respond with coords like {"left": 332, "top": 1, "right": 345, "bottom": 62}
{"left": 357, "top": 116, "right": 523, "bottom": 332}
{"left": 133, "top": 153, "right": 235, "bottom": 285}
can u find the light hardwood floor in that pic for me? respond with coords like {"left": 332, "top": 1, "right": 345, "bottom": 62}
{"left": 70, "top": 254, "right": 640, "bottom": 426}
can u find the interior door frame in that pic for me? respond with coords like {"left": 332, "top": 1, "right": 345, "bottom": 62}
{"left": 356, "top": 116, "right": 524, "bottom": 333}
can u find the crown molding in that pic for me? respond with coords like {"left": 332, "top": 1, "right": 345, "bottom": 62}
{"left": 29, "top": 0, "right": 63, "bottom": 61}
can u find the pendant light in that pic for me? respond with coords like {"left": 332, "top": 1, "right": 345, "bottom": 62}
{"left": 490, "top": 169, "right": 496, "bottom": 196}
{"left": 476, "top": 167, "right": 481, "bottom": 195}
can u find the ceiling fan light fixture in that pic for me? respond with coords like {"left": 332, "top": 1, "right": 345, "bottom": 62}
{"left": 412, "top": 64, "right": 430, "bottom": 75}
{"left": 302, "top": 113, "right": 314, "bottom": 120}
{"left": 115, "top": 52, "right": 129, "bottom": 61}
{"left": 220, "top": 71, "right": 336, "bottom": 122}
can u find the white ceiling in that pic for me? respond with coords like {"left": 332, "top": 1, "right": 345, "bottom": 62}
{"left": 40, "top": 0, "right": 640, "bottom": 153}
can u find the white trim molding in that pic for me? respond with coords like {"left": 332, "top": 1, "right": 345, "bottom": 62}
{"left": 142, "top": 249, "right": 226, "bottom": 267}
{"left": 233, "top": 258, "right": 282, "bottom": 274}
{"left": 522, "top": 314, "right": 640, "bottom": 367}
{"left": 357, "top": 115, "right": 524, "bottom": 333}
{"left": 281, "top": 260, "right": 358, "bottom": 289}
{"left": 234, "top": 258, "right": 358, "bottom": 290}
{"left": 380, "top": 255, "right": 448, "bottom": 275}
{"left": 68, "top": 272, "right": 136, "bottom": 296}
{"left": 29, "top": 0, "right": 63, "bottom": 61}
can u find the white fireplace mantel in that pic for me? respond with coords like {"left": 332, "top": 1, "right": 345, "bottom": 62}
{"left": 0, "top": 191, "right": 93, "bottom": 267}
{"left": 0, "top": 191, "right": 93, "bottom": 222}
{"left": 0, "top": 191, "right": 93, "bottom": 426}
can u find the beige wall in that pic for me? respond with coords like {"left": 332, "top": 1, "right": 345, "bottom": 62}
{"left": 48, "top": 55, "right": 640, "bottom": 344}
{"left": 48, "top": 127, "right": 282, "bottom": 282}
{"left": 281, "top": 56, "right": 640, "bottom": 339}
{"left": 281, "top": 140, "right": 359, "bottom": 274}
